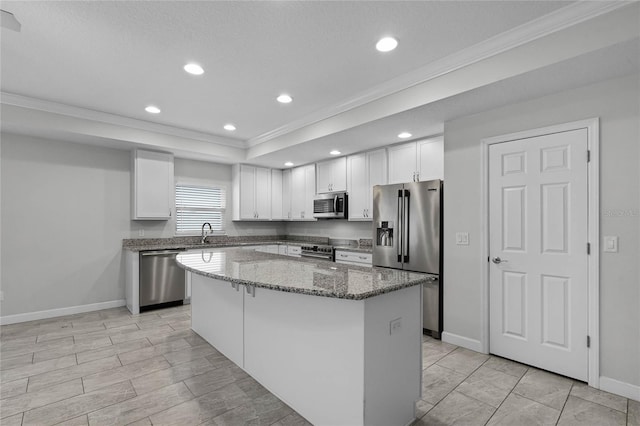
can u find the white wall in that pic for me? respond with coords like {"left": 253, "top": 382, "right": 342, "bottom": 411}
{"left": 443, "top": 73, "right": 640, "bottom": 389}
{"left": 0, "top": 135, "right": 284, "bottom": 318}
{"left": 1, "top": 134, "right": 132, "bottom": 317}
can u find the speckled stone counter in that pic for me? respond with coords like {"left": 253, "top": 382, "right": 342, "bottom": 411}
{"left": 122, "top": 235, "right": 328, "bottom": 252}
{"left": 177, "top": 246, "right": 433, "bottom": 300}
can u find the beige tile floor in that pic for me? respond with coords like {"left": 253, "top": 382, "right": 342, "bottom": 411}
{"left": 0, "top": 305, "right": 637, "bottom": 426}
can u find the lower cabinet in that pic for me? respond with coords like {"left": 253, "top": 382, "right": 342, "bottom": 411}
{"left": 190, "top": 274, "right": 421, "bottom": 426}
{"left": 334, "top": 250, "right": 372, "bottom": 266}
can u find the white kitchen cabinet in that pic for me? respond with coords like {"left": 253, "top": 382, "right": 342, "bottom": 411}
{"left": 347, "top": 149, "right": 387, "bottom": 220}
{"left": 316, "top": 157, "right": 347, "bottom": 194}
{"left": 387, "top": 136, "right": 443, "bottom": 184}
{"left": 271, "top": 169, "right": 283, "bottom": 220}
{"left": 232, "top": 164, "right": 272, "bottom": 220}
{"left": 290, "top": 164, "right": 316, "bottom": 220}
{"left": 335, "top": 250, "right": 372, "bottom": 266}
{"left": 131, "top": 149, "right": 174, "bottom": 220}
{"left": 282, "top": 169, "right": 292, "bottom": 220}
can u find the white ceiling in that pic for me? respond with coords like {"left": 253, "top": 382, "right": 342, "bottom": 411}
{"left": 1, "top": 1, "right": 639, "bottom": 168}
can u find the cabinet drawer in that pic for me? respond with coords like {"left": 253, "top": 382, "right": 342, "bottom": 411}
{"left": 287, "top": 246, "right": 302, "bottom": 257}
{"left": 335, "top": 251, "right": 372, "bottom": 266}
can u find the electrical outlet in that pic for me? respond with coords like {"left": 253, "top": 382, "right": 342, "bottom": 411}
{"left": 138, "top": 229, "right": 145, "bottom": 237}
{"left": 389, "top": 317, "right": 402, "bottom": 335}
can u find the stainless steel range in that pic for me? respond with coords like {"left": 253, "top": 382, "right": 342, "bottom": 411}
{"left": 300, "top": 244, "right": 334, "bottom": 261}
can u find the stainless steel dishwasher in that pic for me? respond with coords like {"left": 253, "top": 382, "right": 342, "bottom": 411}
{"left": 139, "top": 249, "right": 186, "bottom": 311}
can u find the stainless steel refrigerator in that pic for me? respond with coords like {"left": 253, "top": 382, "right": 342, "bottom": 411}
{"left": 372, "top": 179, "right": 443, "bottom": 338}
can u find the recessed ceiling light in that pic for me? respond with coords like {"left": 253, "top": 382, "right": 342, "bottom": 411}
{"left": 376, "top": 36, "right": 398, "bottom": 52}
{"left": 145, "top": 105, "right": 161, "bottom": 114}
{"left": 224, "top": 123, "right": 236, "bottom": 131}
{"left": 284, "top": 162, "right": 294, "bottom": 167}
{"left": 184, "top": 63, "right": 204, "bottom": 75}
{"left": 277, "top": 94, "right": 293, "bottom": 104}
{"left": 330, "top": 150, "right": 341, "bottom": 156}
{"left": 398, "top": 132, "right": 412, "bottom": 139}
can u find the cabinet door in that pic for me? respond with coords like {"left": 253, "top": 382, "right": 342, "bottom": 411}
{"left": 417, "top": 137, "right": 444, "bottom": 181}
{"left": 367, "top": 149, "right": 388, "bottom": 215}
{"left": 291, "top": 166, "right": 306, "bottom": 219}
{"left": 132, "top": 150, "right": 173, "bottom": 220}
{"left": 239, "top": 165, "right": 257, "bottom": 219}
{"left": 347, "top": 153, "right": 367, "bottom": 220}
{"left": 282, "top": 169, "right": 292, "bottom": 220}
{"left": 316, "top": 160, "right": 333, "bottom": 194}
{"left": 191, "top": 275, "right": 244, "bottom": 367}
{"left": 271, "top": 169, "right": 283, "bottom": 220}
{"left": 255, "top": 167, "right": 271, "bottom": 220}
{"left": 387, "top": 143, "right": 417, "bottom": 184}
{"left": 331, "top": 157, "right": 347, "bottom": 192}
{"left": 304, "top": 164, "right": 316, "bottom": 220}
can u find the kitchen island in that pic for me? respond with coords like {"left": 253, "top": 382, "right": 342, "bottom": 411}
{"left": 177, "top": 247, "right": 434, "bottom": 426}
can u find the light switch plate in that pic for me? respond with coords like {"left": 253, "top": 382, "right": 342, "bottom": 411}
{"left": 456, "top": 232, "right": 469, "bottom": 245}
{"left": 604, "top": 236, "right": 618, "bottom": 253}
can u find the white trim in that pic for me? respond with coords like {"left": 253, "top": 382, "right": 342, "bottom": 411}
{"left": 599, "top": 376, "right": 640, "bottom": 402}
{"left": 441, "top": 332, "right": 484, "bottom": 353}
{"left": 247, "top": 2, "right": 625, "bottom": 147}
{"left": 0, "top": 92, "right": 245, "bottom": 149}
{"left": 0, "top": 300, "right": 126, "bottom": 325}
{"left": 480, "top": 118, "right": 600, "bottom": 387}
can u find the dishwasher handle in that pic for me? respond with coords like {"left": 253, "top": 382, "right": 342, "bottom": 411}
{"left": 140, "top": 250, "right": 184, "bottom": 256}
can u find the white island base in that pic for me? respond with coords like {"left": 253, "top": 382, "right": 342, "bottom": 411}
{"left": 191, "top": 274, "right": 422, "bottom": 426}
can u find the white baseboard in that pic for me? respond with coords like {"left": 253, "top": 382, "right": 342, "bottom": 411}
{"left": 599, "top": 376, "right": 640, "bottom": 402}
{"left": 441, "top": 332, "right": 484, "bottom": 353}
{"left": 0, "top": 299, "right": 126, "bottom": 325}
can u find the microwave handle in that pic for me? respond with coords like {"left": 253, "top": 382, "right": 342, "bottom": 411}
{"left": 334, "top": 195, "right": 338, "bottom": 213}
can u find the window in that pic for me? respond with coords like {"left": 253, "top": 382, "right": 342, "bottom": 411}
{"left": 175, "top": 183, "right": 226, "bottom": 234}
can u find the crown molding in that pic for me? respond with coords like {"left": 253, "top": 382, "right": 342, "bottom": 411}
{"left": 0, "top": 92, "right": 246, "bottom": 149}
{"left": 247, "top": 1, "right": 628, "bottom": 147}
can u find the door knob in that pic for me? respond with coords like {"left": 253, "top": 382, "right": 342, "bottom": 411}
{"left": 492, "top": 257, "right": 507, "bottom": 264}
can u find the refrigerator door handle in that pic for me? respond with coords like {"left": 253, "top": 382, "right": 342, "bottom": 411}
{"left": 397, "top": 189, "right": 403, "bottom": 262}
{"left": 404, "top": 189, "right": 410, "bottom": 262}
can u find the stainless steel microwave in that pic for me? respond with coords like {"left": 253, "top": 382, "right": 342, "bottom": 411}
{"left": 313, "top": 192, "right": 348, "bottom": 219}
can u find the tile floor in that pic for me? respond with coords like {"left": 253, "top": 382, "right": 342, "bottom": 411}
{"left": 0, "top": 305, "right": 637, "bottom": 426}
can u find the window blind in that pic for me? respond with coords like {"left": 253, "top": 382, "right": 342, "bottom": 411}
{"left": 175, "top": 183, "right": 226, "bottom": 234}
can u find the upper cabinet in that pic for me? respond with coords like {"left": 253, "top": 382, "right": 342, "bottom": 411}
{"left": 347, "top": 149, "right": 387, "bottom": 220}
{"left": 282, "top": 169, "right": 292, "bottom": 220}
{"left": 131, "top": 149, "right": 174, "bottom": 220}
{"left": 387, "top": 136, "right": 443, "bottom": 184}
{"left": 316, "top": 157, "right": 346, "bottom": 194}
{"left": 290, "top": 164, "right": 316, "bottom": 220}
{"left": 232, "top": 164, "right": 272, "bottom": 220}
{"left": 271, "top": 169, "right": 283, "bottom": 220}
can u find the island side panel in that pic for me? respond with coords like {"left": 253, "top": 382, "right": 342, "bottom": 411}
{"left": 364, "top": 285, "right": 422, "bottom": 426}
{"left": 243, "top": 288, "right": 366, "bottom": 426}
{"left": 125, "top": 250, "right": 139, "bottom": 315}
{"left": 191, "top": 275, "right": 244, "bottom": 367}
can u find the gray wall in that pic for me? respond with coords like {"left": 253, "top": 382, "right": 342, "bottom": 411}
{"left": 0, "top": 135, "right": 284, "bottom": 317}
{"left": 443, "top": 73, "right": 639, "bottom": 387}
{"left": 1, "top": 134, "right": 132, "bottom": 316}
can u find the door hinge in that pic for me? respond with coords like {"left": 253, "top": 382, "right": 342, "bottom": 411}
{"left": 587, "top": 243, "right": 591, "bottom": 254}
{"left": 587, "top": 335, "right": 591, "bottom": 348}
{"left": 587, "top": 150, "right": 591, "bottom": 162}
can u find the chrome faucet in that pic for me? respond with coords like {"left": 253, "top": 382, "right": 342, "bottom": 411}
{"left": 201, "top": 222, "right": 212, "bottom": 244}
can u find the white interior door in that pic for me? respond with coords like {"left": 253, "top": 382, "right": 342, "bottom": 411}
{"left": 489, "top": 128, "right": 589, "bottom": 381}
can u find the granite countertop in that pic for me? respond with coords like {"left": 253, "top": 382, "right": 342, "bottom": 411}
{"left": 176, "top": 247, "right": 434, "bottom": 300}
{"left": 123, "top": 236, "right": 373, "bottom": 253}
